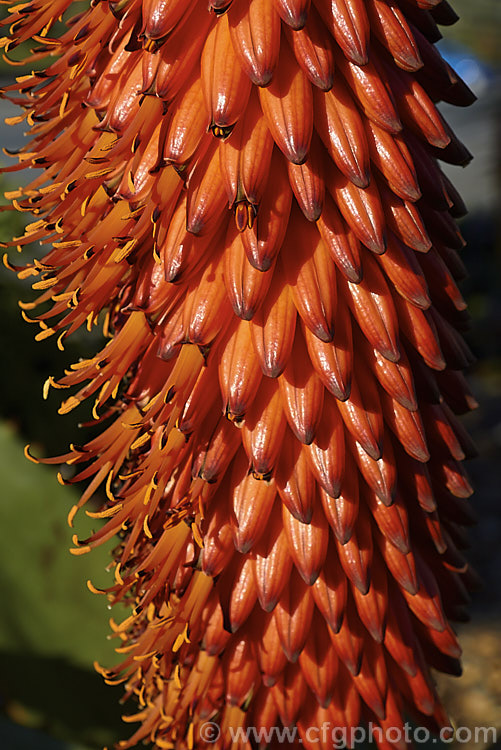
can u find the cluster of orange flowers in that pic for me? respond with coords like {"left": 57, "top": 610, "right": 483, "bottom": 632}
{"left": 1, "top": 0, "right": 478, "bottom": 748}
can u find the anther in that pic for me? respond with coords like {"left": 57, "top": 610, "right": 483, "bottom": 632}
{"left": 211, "top": 124, "right": 234, "bottom": 140}
{"left": 234, "top": 201, "right": 257, "bottom": 232}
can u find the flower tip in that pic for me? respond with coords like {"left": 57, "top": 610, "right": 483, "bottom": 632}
{"left": 312, "top": 323, "right": 335, "bottom": 344}
{"left": 2, "top": 253, "right": 16, "bottom": 272}
{"left": 367, "top": 232, "right": 388, "bottom": 256}
{"left": 378, "top": 343, "right": 401, "bottom": 364}
{"left": 349, "top": 49, "right": 369, "bottom": 67}
{"left": 282, "top": 12, "right": 308, "bottom": 32}
{"left": 87, "top": 579, "right": 106, "bottom": 595}
{"left": 253, "top": 71, "right": 274, "bottom": 88}
{"left": 70, "top": 544, "right": 92, "bottom": 556}
{"left": 289, "top": 146, "right": 309, "bottom": 166}
{"left": 209, "top": 0, "right": 234, "bottom": 13}
{"left": 234, "top": 538, "right": 253, "bottom": 555}
{"left": 303, "top": 570, "right": 321, "bottom": 586}
{"left": 351, "top": 170, "right": 371, "bottom": 191}
{"left": 262, "top": 597, "right": 278, "bottom": 614}
{"left": 23, "top": 443, "right": 39, "bottom": 464}
{"left": 67, "top": 504, "right": 79, "bottom": 528}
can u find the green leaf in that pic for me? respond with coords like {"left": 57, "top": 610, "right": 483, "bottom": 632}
{"left": 0, "top": 421, "right": 129, "bottom": 748}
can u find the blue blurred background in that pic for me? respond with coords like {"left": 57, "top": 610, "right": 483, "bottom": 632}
{"left": 0, "top": 1, "right": 500, "bottom": 748}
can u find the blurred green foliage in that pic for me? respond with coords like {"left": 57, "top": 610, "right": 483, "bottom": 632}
{"left": 449, "top": 0, "right": 501, "bottom": 65}
{"left": 0, "top": 416, "right": 131, "bottom": 748}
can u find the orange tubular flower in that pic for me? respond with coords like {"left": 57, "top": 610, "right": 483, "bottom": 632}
{"left": 1, "top": 1, "right": 478, "bottom": 748}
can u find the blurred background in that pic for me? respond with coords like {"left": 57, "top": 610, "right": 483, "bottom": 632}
{"left": 0, "top": 1, "right": 500, "bottom": 748}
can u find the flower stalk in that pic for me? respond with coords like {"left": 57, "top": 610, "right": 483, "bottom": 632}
{"left": 1, "top": 0, "right": 478, "bottom": 748}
